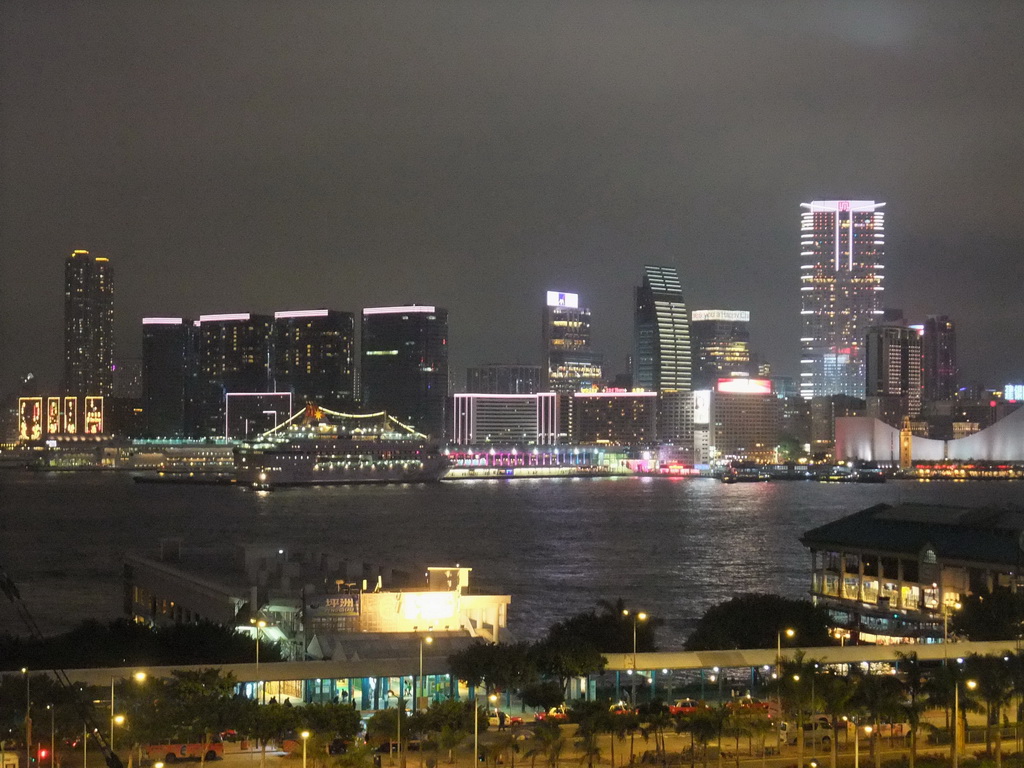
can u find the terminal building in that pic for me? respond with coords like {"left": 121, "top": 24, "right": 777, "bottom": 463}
{"left": 450, "top": 393, "right": 559, "bottom": 445}
{"left": 802, "top": 502, "right": 1024, "bottom": 644}
{"left": 125, "top": 543, "right": 510, "bottom": 666}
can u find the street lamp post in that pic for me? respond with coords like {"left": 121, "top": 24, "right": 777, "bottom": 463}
{"left": 855, "top": 724, "right": 871, "bottom": 768}
{"left": 419, "top": 635, "right": 434, "bottom": 708}
{"left": 252, "top": 619, "right": 268, "bottom": 703}
{"left": 110, "top": 672, "right": 146, "bottom": 756}
{"left": 623, "top": 610, "right": 648, "bottom": 707}
{"left": 47, "top": 704, "right": 54, "bottom": 768}
{"left": 300, "top": 731, "right": 309, "bottom": 768}
{"left": 22, "top": 668, "right": 30, "bottom": 768}
{"left": 775, "top": 629, "right": 795, "bottom": 731}
{"left": 953, "top": 678, "right": 977, "bottom": 768}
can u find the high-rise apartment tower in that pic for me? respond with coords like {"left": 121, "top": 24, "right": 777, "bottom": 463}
{"left": 799, "top": 200, "right": 885, "bottom": 400}
{"left": 922, "top": 315, "right": 957, "bottom": 402}
{"left": 63, "top": 250, "right": 114, "bottom": 397}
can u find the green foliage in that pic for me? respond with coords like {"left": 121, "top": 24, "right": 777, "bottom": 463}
{"left": 684, "top": 593, "right": 833, "bottom": 650}
{"left": 0, "top": 618, "right": 283, "bottom": 670}
{"left": 952, "top": 588, "right": 1024, "bottom": 641}
{"left": 521, "top": 681, "right": 565, "bottom": 711}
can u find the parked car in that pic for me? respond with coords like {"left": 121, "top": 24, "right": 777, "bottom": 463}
{"left": 534, "top": 705, "right": 569, "bottom": 722}
{"left": 726, "top": 695, "right": 770, "bottom": 712}
{"left": 609, "top": 701, "right": 637, "bottom": 715}
{"left": 668, "top": 698, "right": 701, "bottom": 715}
{"left": 486, "top": 708, "right": 523, "bottom": 727}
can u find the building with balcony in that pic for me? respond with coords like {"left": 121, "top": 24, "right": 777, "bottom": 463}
{"left": 802, "top": 502, "right": 1024, "bottom": 644}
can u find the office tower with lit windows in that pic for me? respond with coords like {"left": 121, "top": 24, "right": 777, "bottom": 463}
{"left": 196, "top": 313, "right": 273, "bottom": 436}
{"left": 690, "top": 310, "right": 752, "bottom": 389}
{"left": 865, "top": 323, "right": 922, "bottom": 427}
{"left": 361, "top": 305, "right": 449, "bottom": 438}
{"left": 799, "top": 200, "right": 885, "bottom": 400}
{"left": 542, "top": 291, "right": 603, "bottom": 392}
{"left": 273, "top": 309, "right": 355, "bottom": 410}
{"left": 922, "top": 315, "right": 957, "bottom": 402}
{"left": 634, "top": 266, "right": 692, "bottom": 392}
{"left": 63, "top": 250, "right": 114, "bottom": 397}
{"left": 142, "top": 317, "right": 198, "bottom": 437}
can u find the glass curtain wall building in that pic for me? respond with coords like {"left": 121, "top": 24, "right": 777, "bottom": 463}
{"left": 923, "top": 315, "right": 957, "bottom": 402}
{"left": 542, "top": 291, "right": 602, "bottom": 392}
{"left": 633, "top": 266, "right": 692, "bottom": 392}
{"left": 361, "top": 305, "right": 449, "bottom": 438}
{"left": 799, "top": 200, "right": 885, "bottom": 400}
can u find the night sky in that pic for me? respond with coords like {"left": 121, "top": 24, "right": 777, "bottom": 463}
{"left": 2, "top": 1, "right": 1023, "bottom": 396}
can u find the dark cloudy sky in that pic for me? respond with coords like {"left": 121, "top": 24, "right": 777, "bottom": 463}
{"left": 2, "top": 1, "right": 1023, "bottom": 395}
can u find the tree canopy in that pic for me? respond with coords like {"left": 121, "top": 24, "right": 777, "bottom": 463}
{"left": 684, "top": 593, "right": 833, "bottom": 650}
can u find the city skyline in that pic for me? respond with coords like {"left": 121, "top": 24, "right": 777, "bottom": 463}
{"left": 3, "top": 3, "right": 1024, "bottom": 395}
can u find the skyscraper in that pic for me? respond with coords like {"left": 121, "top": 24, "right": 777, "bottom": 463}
{"left": 361, "top": 305, "right": 449, "bottom": 438}
{"left": 922, "top": 315, "right": 957, "bottom": 402}
{"left": 196, "top": 313, "right": 273, "bottom": 436}
{"left": 273, "top": 309, "right": 355, "bottom": 410}
{"left": 142, "top": 317, "right": 197, "bottom": 437}
{"left": 542, "top": 291, "right": 602, "bottom": 392}
{"left": 63, "top": 249, "right": 113, "bottom": 397}
{"left": 633, "top": 266, "right": 692, "bottom": 391}
{"left": 690, "top": 310, "right": 752, "bottom": 389}
{"left": 865, "top": 323, "right": 922, "bottom": 426}
{"left": 799, "top": 200, "right": 885, "bottom": 400}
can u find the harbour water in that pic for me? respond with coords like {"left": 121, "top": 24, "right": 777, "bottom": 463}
{"left": 2, "top": 471, "right": 1024, "bottom": 647}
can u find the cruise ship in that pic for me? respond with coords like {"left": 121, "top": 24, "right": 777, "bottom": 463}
{"left": 235, "top": 404, "right": 449, "bottom": 489}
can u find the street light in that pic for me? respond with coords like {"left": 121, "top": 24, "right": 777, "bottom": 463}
{"left": 22, "top": 668, "right": 30, "bottom": 768}
{"left": 46, "top": 704, "right": 54, "bottom": 768}
{"left": 419, "top": 635, "right": 434, "bottom": 707}
{"left": 775, "top": 629, "right": 795, "bottom": 726}
{"left": 252, "top": 619, "right": 268, "bottom": 703}
{"left": 386, "top": 691, "right": 402, "bottom": 768}
{"left": 953, "top": 678, "right": 977, "bottom": 768}
{"left": 110, "top": 672, "right": 146, "bottom": 755}
{"left": 474, "top": 693, "right": 497, "bottom": 768}
{"left": 943, "top": 602, "right": 963, "bottom": 664}
{"left": 623, "top": 610, "right": 648, "bottom": 707}
{"left": 300, "top": 731, "right": 309, "bottom": 768}
{"left": 855, "top": 724, "right": 872, "bottom": 768}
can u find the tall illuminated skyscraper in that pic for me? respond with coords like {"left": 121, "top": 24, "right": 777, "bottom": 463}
{"left": 922, "top": 315, "right": 957, "bottom": 402}
{"left": 542, "top": 291, "right": 602, "bottom": 392}
{"left": 633, "top": 265, "right": 691, "bottom": 391}
{"left": 799, "top": 200, "right": 885, "bottom": 399}
{"left": 63, "top": 249, "right": 114, "bottom": 397}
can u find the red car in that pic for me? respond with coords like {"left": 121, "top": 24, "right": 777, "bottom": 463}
{"left": 534, "top": 705, "right": 569, "bottom": 722}
{"left": 668, "top": 698, "right": 700, "bottom": 715}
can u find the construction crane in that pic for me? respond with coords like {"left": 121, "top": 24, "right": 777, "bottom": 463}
{"left": 0, "top": 565, "right": 125, "bottom": 768}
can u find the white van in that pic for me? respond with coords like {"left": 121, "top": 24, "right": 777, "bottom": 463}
{"left": 779, "top": 717, "right": 833, "bottom": 746}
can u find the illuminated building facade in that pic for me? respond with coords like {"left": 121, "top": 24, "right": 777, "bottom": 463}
{"left": 542, "top": 291, "right": 602, "bottom": 392}
{"left": 690, "top": 310, "right": 752, "bottom": 389}
{"left": 799, "top": 201, "right": 885, "bottom": 400}
{"left": 802, "top": 503, "right": 1024, "bottom": 644}
{"left": 197, "top": 313, "right": 273, "bottom": 436}
{"left": 361, "top": 305, "right": 449, "bottom": 438}
{"left": 923, "top": 315, "right": 957, "bottom": 402}
{"left": 273, "top": 310, "right": 355, "bottom": 410}
{"left": 142, "top": 318, "right": 197, "bottom": 438}
{"left": 466, "top": 364, "right": 540, "bottom": 395}
{"left": 865, "top": 324, "right": 922, "bottom": 427}
{"left": 571, "top": 391, "right": 658, "bottom": 445}
{"left": 451, "top": 393, "right": 559, "bottom": 445}
{"left": 634, "top": 266, "right": 692, "bottom": 392}
{"left": 63, "top": 250, "right": 114, "bottom": 398}
{"left": 692, "top": 379, "right": 780, "bottom": 463}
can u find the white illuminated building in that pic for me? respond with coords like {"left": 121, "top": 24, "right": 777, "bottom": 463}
{"left": 799, "top": 200, "right": 886, "bottom": 400}
{"left": 451, "top": 393, "right": 559, "bottom": 445}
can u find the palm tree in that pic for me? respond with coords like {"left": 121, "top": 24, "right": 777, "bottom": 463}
{"left": 688, "top": 710, "right": 720, "bottom": 768}
{"left": 817, "top": 671, "right": 856, "bottom": 768}
{"left": 851, "top": 669, "right": 903, "bottom": 768}
{"left": 895, "top": 652, "right": 928, "bottom": 768}
{"left": 575, "top": 728, "right": 602, "bottom": 768}
{"left": 968, "top": 653, "right": 1014, "bottom": 768}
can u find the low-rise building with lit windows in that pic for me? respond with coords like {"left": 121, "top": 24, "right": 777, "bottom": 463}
{"left": 801, "top": 502, "right": 1024, "bottom": 645}
{"left": 571, "top": 391, "right": 658, "bottom": 445}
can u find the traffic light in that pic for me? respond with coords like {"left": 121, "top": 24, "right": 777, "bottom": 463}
{"left": 38, "top": 748, "right": 49, "bottom": 761}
